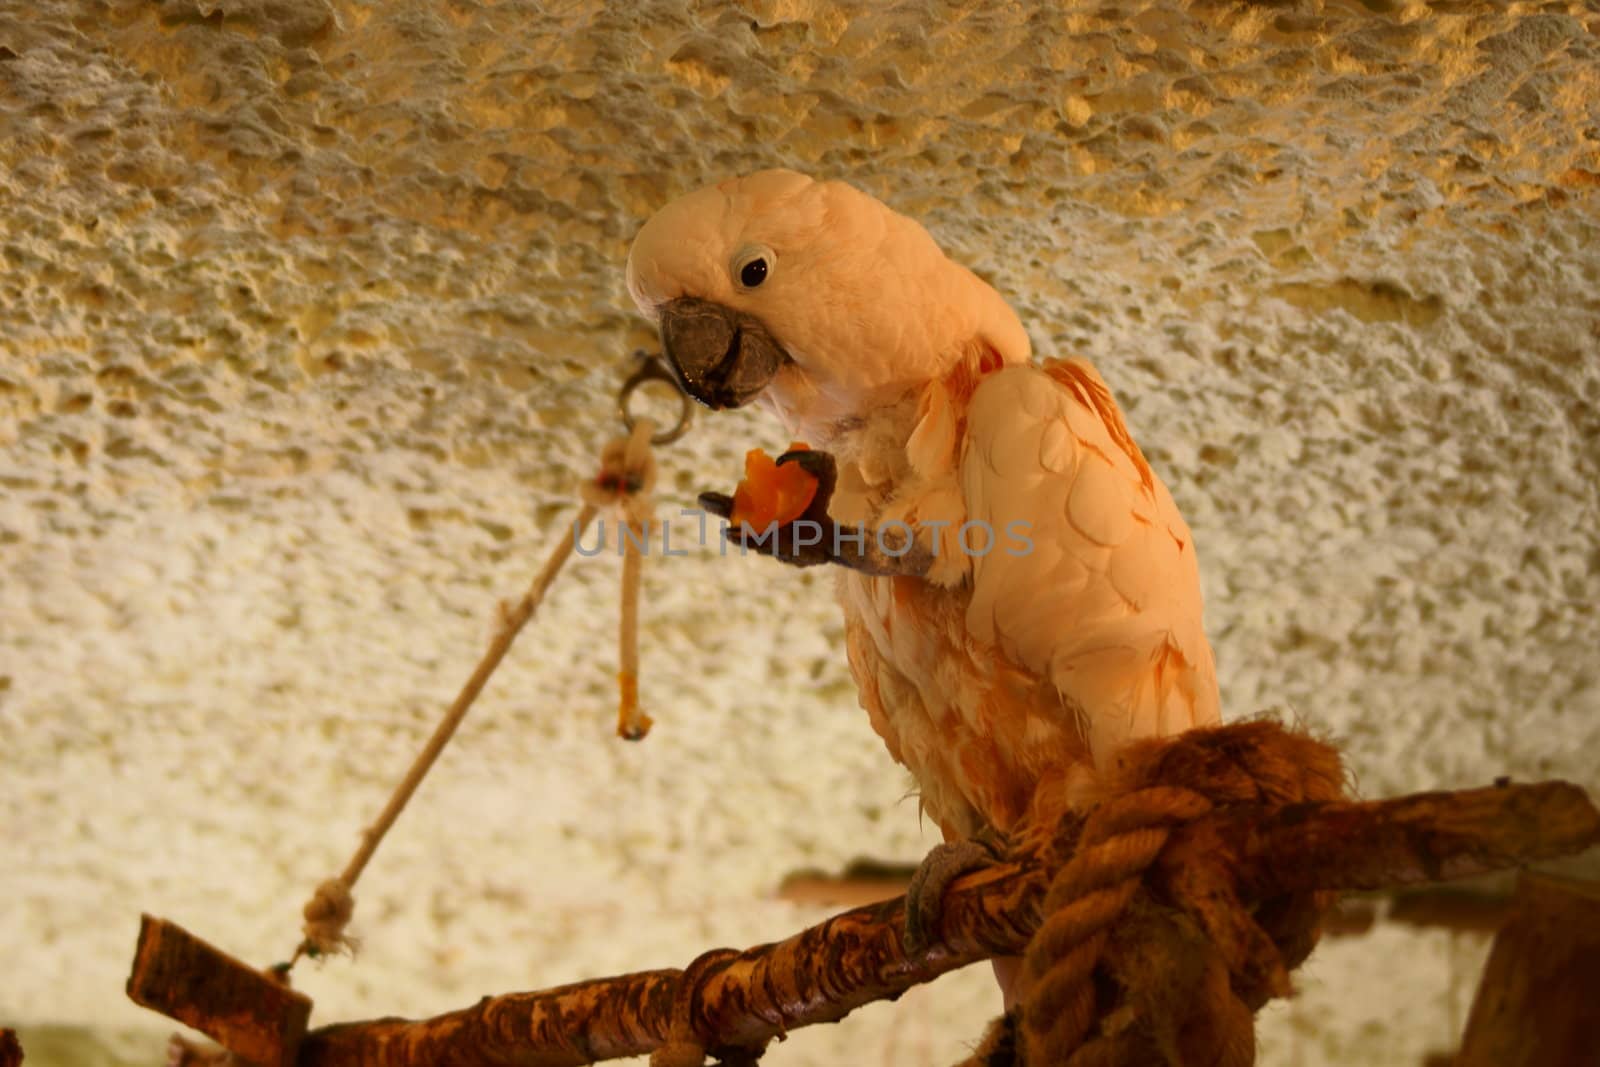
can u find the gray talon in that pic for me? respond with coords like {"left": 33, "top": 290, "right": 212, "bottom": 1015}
{"left": 903, "top": 833, "right": 1008, "bottom": 955}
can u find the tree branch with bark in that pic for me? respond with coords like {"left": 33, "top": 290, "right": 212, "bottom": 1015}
{"left": 284, "top": 733, "right": 1597, "bottom": 1066}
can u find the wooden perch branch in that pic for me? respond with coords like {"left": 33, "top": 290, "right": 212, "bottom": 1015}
{"left": 297, "top": 779, "right": 1599, "bottom": 1067}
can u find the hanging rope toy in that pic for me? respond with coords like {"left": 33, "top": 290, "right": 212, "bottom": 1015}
{"left": 597, "top": 352, "right": 694, "bottom": 739}
{"left": 127, "top": 353, "right": 696, "bottom": 1067}
{"left": 289, "top": 352, "right": 694, "bottom": 963}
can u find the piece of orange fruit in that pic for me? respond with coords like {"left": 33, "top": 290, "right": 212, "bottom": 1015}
{"left": 729, "top": 442, "right": 818, "bottom": 530}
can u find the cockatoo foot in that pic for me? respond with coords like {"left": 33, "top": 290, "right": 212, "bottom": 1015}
{"left": 697, "top": 449, "right": 835, "bottom": 567}
{"left": 902, "top": 828, "right": 1009, "bottom": 955}
{"left": 701, "top": 448, "right": 933, "bottom": 577}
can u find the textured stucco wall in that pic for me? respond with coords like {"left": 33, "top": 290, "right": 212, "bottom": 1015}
{"left": 2, "top": 2, "right": 1598, "bottom": 1065}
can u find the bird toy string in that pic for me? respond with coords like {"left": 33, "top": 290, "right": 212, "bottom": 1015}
{"left": 284, "top": 353, "right": 694, "bottom": 970}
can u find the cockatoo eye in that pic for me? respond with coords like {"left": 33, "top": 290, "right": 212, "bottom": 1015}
{"left": 732, "top": 246, "right": 775, "bottom": 290}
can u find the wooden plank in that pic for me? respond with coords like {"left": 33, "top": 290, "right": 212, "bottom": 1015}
{"left": 126, "top": 915, "right": 311, "bottom": 1067}
{"left": 1454, "top": 872, "right": 1600, "bottom": 1067}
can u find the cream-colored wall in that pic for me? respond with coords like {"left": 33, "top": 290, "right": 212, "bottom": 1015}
{"left": 2, "top": 2, "right": 1597, "bottom": 1064}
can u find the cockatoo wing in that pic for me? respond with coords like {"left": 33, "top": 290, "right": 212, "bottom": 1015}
{"left": 961, "top": 360, "right": 1220, "bottom": 767}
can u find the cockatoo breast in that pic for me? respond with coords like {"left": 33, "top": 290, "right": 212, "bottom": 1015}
{"left": 835, "top": 355, "right": 1222, "bottom": 840}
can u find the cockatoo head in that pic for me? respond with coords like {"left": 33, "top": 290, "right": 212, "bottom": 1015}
{"left": 626, "top": 170, "right": 1030, "bottom": 439}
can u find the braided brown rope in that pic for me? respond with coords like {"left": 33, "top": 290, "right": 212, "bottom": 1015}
{"left": 1008, "top": 721, "right": 1346, "bottom": 1067}
{"left": 1017, "top": 787, "right": 1213, "bottom": 1063}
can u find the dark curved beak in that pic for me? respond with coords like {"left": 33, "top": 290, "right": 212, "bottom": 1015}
{"left": 657, "top": 297, "right": 787, "bottom": 410}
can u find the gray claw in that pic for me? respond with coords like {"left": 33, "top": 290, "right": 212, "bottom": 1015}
{"left": 903, "top": 834, "right": 1008, "bottom": 955}
{"left": 698, "top": 491, "right": 733, "bottom": 519}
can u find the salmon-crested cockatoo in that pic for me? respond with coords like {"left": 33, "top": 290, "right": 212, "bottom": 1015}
{"left": 626, "top": 170, "right": 1221, "bottom": 1006}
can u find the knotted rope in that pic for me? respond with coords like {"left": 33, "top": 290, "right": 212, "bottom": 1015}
{"left": 289, "top": 418, "right": 662, "bottom": 964}
{"left": 583, "top": 419, "right": 659, "bottom": 740}
{"left": 983, "top": 721, "right": 1346, "bottom": 1067}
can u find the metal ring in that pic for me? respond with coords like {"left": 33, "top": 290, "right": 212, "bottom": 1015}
{"left": 618, "top": 352, "right": 694, "bottom": 446}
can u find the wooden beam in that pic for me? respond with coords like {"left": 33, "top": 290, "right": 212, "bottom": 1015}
{"left": 1386, "top": 885, "right": 1508, "bottom": 934}
{"left": 127, "top": 915, "right": 311, "bottom": 1067}
{"left": 1454, "top": 871, "right": 1600, "bottom": 1067}
{"left": 0, "top": 1028, "right": 22, "bottom": 1067}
